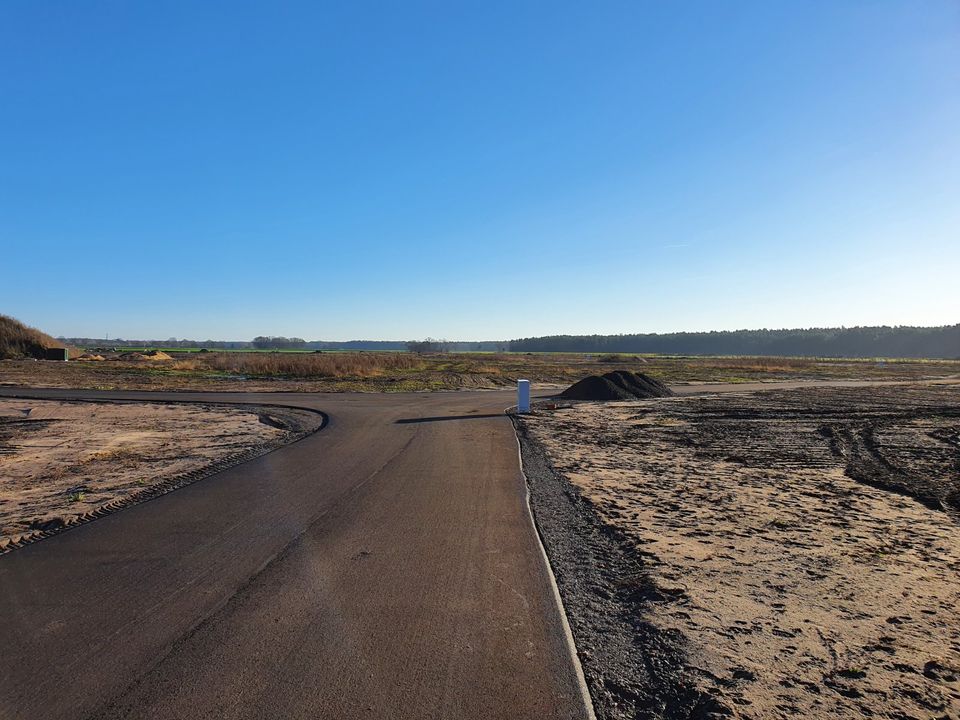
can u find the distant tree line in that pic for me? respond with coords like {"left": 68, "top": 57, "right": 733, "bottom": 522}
{"left": 60, "top": 336, "right": 510, "bottom": 352}
{"left": 406, "top": 338, "right": 447, "bottom": 354}
{"left": 252, "top": 336, "right": 307, "bottom": 349}
{"left": 401, "top": 338, "right": 510, "bottom": 353}
{"left": 63, "top": 337, "right": 253, "bottom": 349}
{"left": 508, "top": 325, "right": 960, "bottom": 359}
{"left": 62, "top": 325, "right": 956, "bottom": 358}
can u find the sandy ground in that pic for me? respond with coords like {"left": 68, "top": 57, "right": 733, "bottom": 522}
{"left": 0, "top": 399, "right": 320, "bottom": 549}
{"left": 522, "top": 384, "right": 960, "bottom": 720}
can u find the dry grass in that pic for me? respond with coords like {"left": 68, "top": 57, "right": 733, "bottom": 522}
{"left": 0, "top": 315, "right": 77, "bottom": 360}
{"left": 683, "top": 356, "right": 819, "bottom": 374}
{"left": 176, "top": 351, "right": 426, "bottom": 378}
{"left": 3, "top": 350, "right": 958, "bottom": 393}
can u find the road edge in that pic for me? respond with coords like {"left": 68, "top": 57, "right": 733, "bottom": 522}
{"left": 0, "top": 395, "right": 328, "bottom": 555}
{"left": 508, "top": 410, "right": 598, "bottom": 720}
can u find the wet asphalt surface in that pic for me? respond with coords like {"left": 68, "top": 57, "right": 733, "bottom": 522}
{"left": 0, "top": 387, "right": 588, "bottom": 720}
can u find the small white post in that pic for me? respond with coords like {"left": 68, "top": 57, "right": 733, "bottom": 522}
{"left": 517, "top": 379, "right": 531, "bottom": 413}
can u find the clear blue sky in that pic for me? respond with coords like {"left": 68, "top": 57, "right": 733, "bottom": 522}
{"left": 2, "top": 2, "right": 957, "bottom": 341}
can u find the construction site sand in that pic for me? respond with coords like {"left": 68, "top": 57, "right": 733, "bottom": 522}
{"left": 118, "top": 350, "right": 173, "bottom": 361}
{"left": 0, "top": 399, "right": 307, "bottom": 548}
{"left": 524, "top": 384, "right": 960, "bottom": 719}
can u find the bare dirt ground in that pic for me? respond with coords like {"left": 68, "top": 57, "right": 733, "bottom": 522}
{"left": 519, "top": 383, "right": 960, "bottom": 720}
{"left": 0, "top": 399, "right": 321, "bottom": 550}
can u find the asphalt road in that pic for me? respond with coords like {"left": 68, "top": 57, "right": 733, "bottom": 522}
{"left": 5, "top": 378, "right": 947, "bottom": 719}
{"left": 0, "top": 387, "right": 590, "bottom": 720}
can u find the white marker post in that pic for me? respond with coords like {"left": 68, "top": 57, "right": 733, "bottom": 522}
{"left": 517, "top": 379, "right": 531, "bottom": 413}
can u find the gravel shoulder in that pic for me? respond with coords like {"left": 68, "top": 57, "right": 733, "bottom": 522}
{"left": 0, "top": 398, "right": 323, "bottom": 551}
{"left": 517, "top": 383, "right": 960, "bottom": 720}
{"left": 515, "top": 416, "right": 726, "bottom": 719}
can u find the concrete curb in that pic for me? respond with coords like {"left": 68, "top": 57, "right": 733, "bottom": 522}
{"left": 507, "top": 408, "right": 597, "bottom": 720}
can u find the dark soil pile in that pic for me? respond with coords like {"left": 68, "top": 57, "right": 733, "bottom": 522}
{"left": 559, "top": 375, "right": 634, "bottom": 401}
{"left": 561, "top": 371, "right": 674, "bottom": 401}
{"left": 605, "top": 370, "right": 673, "bottom": 398}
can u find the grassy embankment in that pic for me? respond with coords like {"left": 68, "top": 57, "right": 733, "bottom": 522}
{"left": 0, "top": 315, "right": 79, "bottom": 360}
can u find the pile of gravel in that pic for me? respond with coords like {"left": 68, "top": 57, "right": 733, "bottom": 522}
{"left": 560, "top": 371, "right": 673, "bottom": 401}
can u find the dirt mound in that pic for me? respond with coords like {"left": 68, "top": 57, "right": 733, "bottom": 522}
{"left": 560, "top": 375, "right": 635, "bottom": 401}
{"left": 119, "top": 350, "right": 173, "bottom": 362}
{"left": 605, "top": 370, "right": 674, "bottom": 398}
{"left": 75, "top": 354, "right": 105, "bottom": 361}
{"left": 561, "top": 371, "right": 673, "bottom": 401}
{"left": 143, "top": 350, "right": 173, "bottom": 360}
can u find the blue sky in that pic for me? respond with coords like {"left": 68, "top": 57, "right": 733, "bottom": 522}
{"left": 1, "top": 2, "right": 957, "bottom": 340}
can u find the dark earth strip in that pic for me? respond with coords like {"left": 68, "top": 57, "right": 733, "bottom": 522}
{"left": 514, "top": 416, "right": 732, "bottom": 720}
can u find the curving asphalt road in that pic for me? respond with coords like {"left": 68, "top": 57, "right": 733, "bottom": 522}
{"left": 0, "top": 387, "right": 590, "bottom": 720}
{"left": 5, "top": 378, "right": 944, "bottom": 718}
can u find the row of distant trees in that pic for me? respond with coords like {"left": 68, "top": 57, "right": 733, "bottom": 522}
{"left": 404, "top": 338, "right": 510, "bottom": 353}
{"left": 60, "top": 325, "right": 958, "bottom": 358}
{"left": 252, "top": 336, "right": 307, "bottom": 349}
{"left": 507, "top": 325, "right": 960, "bottom": 358}
{"left": 62, "top": 337, "right": 251, "bottom": 349}
{"left": 60, "top": 335, "right": 508, "bottom": 353}
{"left": 406, "top": 337, "right": 447, "bottom": 353}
